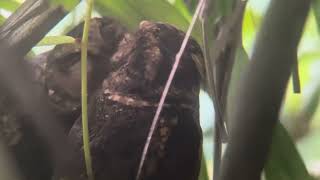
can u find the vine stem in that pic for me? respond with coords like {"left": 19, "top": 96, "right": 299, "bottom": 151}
{"left": 81, "top": 0, "right": 94, "bottom": 179}
{"left": 135, "top": 0, "right": 205, "bottom": 179}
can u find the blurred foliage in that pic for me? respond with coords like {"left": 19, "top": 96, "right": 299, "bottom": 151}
{"left": 242, "top": 7, "right": 262, "bottom": 54}
{"left": 1, "top": 0, "right": 320, "bottom": 180}
{"left": 228, "top": 8, "right": 315, "bottom": 179}
{"left": 313, "top": 0, "right": 320, "bottom": 34}
{"left": 49, "top": 0, "right": 79, "bottom": 10}
{"left": 36, "top": 35, "right": 75, "bottom": 46}
{"left": 0, "top": 0, "right": 20, "bottom": 11}
{"left": 0, "top": 15, "right": 5, "bottom": 25}
{"left": 215, "top": 0, "right": 235, "bottom": 18}
{"left": 243, "top": 1, "right": 320, "bottom": 180}
{"left": 94, "top": 0, "right": 202, "bottom": 42}
{"left": 169, "top": 0, "right": 192, "bottom": 21}
{"left": 265, "top": 123, "right": 313, "bottom": 180}
{"left": 199, "top": 154, "right": 210, "bottom": 180}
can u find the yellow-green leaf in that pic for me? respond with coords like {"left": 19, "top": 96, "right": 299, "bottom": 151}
{"left": 312, "top": 0, "right": 320, "bottom": 34}
{"left": 95, "top": 0, "right": 202, "bottom": 43}
{"left": 199, "top": 153, "right": 210, "bottom": 180}
{"left": 49, "top": 0, "right": 79, "bottom": 11}
{"left": 36, "top": 36, "right": 76, "bottom": 46}
{"left": 0, "top": 0, "right": 20, "bottom": 11}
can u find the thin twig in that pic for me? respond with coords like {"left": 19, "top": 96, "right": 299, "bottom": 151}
{"left": 200, "top": 1, "right": 247, "bottom": 178}
{"left": 200, "top": 0, "right": 226, "bottom": 141}
{"left": 81, "top": 0, "right": 94, "bottom": 179}
{"left": 135, "top": 0, "right": 205, "bottom": 179}
{"left": 199, "top": 1, "right": 226, "bottom": 178}
{"left": 0, "top": 0, "right": 76, "bottom": 177}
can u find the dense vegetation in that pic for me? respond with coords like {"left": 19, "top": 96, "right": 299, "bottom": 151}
{"left": 0, "top": 0, "right": 319, "bottom": 180}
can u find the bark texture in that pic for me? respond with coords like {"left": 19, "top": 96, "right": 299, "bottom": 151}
{"left": 219, "top": 1, "right": 311, "bottom": 180}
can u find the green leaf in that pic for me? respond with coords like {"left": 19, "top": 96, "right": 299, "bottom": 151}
{"left": 36, "top": 36, "right": 76, "bottom": 46}
{"left": 45, "top": 1, "right": 86, "bottom": 36}
{"left": 242, "top": 7, "right": 262, "bottom": 53}
{"left": 199, "top": 153, "right": 210, "bottom": 180}
{"left": 301, "top": 82, "right": 320, "bottom": 122}
{"left": 172, "top": 0, "right": 192, "bottom": 21}
{"left": 49, "top": 0, "right": 79, "bottom": 11}
{"left": 0, "top": 15, "right": 5, "bottom": 25}
{"left": 183, "top": 0, "right": 198, "bottom": 14}
{"left": 298, "top": 131, "right": 320, "bottom": 165}
{"left": 94, "top": 0, "right": 202, "bottom": 42}
{"left": 95, "top": 0, "right": 142, "bottom": 29}
{"left": 203, "top": 0, "right": 236, "bottom": 27}
{"left": 0, "top": 0, "right": 20, "bottom": 11}
{"left": 216, "top": 0, "right": 235, "bottom": 18}
{"left": 312, "top": 0, "right": 320, "bottom": 34}
{"left": 265, "top": 123, "right": 314, "bottom": 180}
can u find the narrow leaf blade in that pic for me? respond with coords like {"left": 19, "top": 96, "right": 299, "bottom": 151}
{"left": 312, "top": 0, "right": 320, "bottom": 34}
{"left": 36, "top": 35, "right": 76, "bottom": 46}
{"left": 199, "top": 153, "right": 210, "bottom": 180}
{"left": 95, "top": 0, "right": 202, "bottom": 42}
{"left": 49, "top": 0, "right": 79, "bottom": 11}
{"left": 265, "top": 123, "right": 313, "bottom": 180}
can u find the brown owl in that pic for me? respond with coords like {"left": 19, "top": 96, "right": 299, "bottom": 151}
{"left": 0, "top": 17, "right": 128, "bottom": 180}
{"left": 41, "top": 17, "right": 127, "bottom": 131}
{"left": 68, "top": 21, "right": 203, "bottom": 180}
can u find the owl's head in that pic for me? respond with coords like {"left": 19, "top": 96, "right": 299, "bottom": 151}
{"left": 44, "top": 17, "right": 127, "bottom": 116}
{"left": 132, "top": 21, "right": 204, "bottom": 91}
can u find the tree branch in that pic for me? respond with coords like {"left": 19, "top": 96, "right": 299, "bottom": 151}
{"left": 219, "top": 0, "right": 311, "bottom": 180}
{"left": 0, "top": 0, "right": 76, "bottom": 178}
{"left": 0, "top": 0, "right": 65, "bottom": 56}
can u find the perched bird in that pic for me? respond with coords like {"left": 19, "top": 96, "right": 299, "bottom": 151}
{"left": 39, "top": 17, "right": 127, "bottom": 131}
{"left": 0, "top": 17, "right": 127, "bottom": 180}
{"left": 68, "top": 21, "right": 203, "bottom": 180}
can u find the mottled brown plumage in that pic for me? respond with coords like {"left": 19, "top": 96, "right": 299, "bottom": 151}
{"left": 0, "top": 17, "right": 127, "bottom": 180}
{"left": 42, "top": 17, "right": 127, "bottom": 130}
{"left": 68, "top": 21, "right": 203, "bottom": 180}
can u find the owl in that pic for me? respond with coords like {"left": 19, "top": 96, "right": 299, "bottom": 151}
{"left": 41, "top": 17, "right": 127, "bottom": 131}
{"left": 68, "top": 21, "right": 203, "bottom": 180}
{"left": 0, "top": 17, "right": 127, "bottom": 180}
